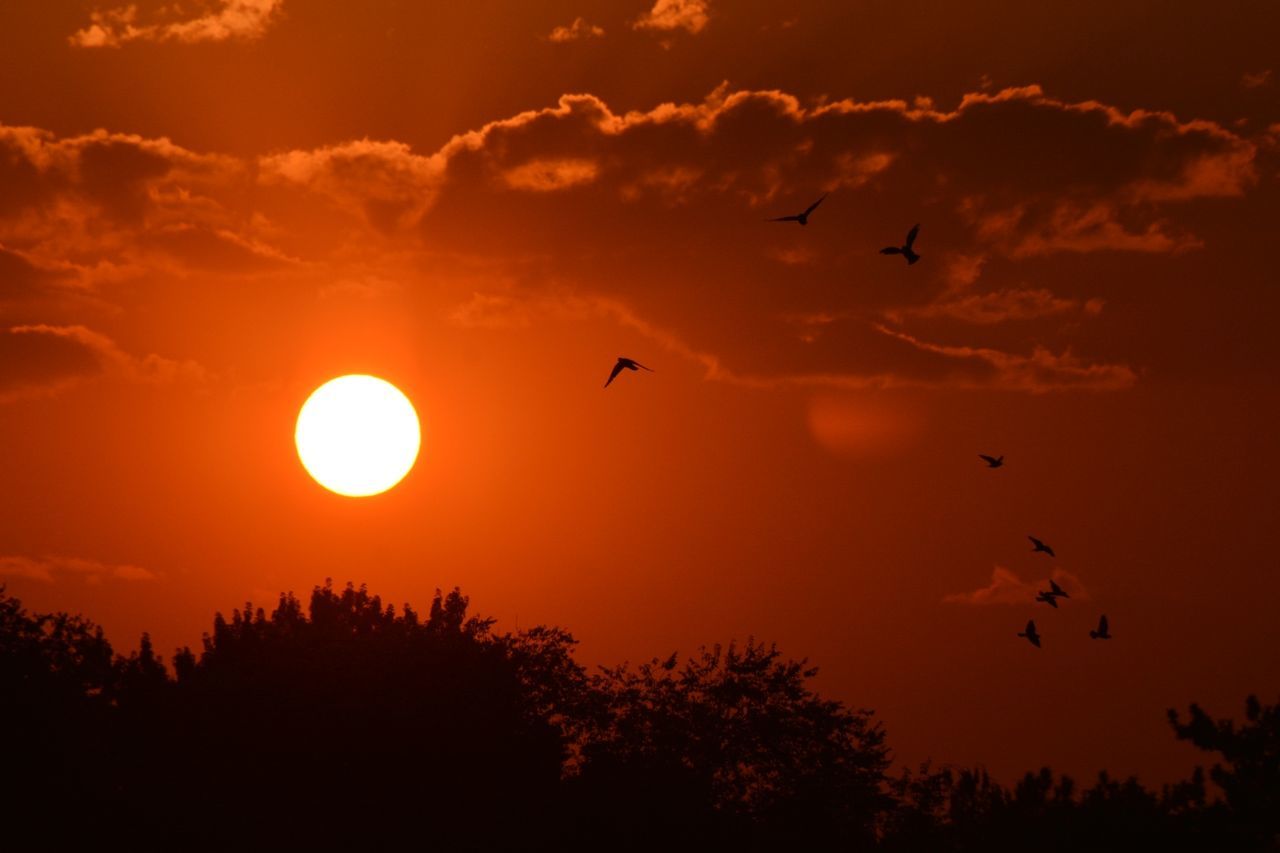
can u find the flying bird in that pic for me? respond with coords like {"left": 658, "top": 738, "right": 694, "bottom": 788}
{"left": 979, "top": 454, "right": 1004, "bottom": 468}
{"left": 880, "top": 224, "right": 921, "bottom": 264}
{"left": 1090, "top": 615, "right": 1111, "bottom": 640}
{"left": 604, "top": 357, "right": 653, "bottom": 388}
{"left": 1035, "top": 591, "right": 1059, "bottom": 609}
{"left": 1028, "top": 536, "right": 1056, "bottom": 558}
{"left": 768, "top": 194, "right": 827, "bottom": 226}
{"left": 1048, "top": 579, "right": 1069, "bottom": 599}
{"left": 1017, "top": 620, "right": 1041, "bottom": 648}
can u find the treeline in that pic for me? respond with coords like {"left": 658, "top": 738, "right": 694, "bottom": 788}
{"left": 1, "top": 582, "right": 1275, "bottom": 851}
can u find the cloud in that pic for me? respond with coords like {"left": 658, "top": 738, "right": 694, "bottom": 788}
{"left": 970, "top": 201, "right": 1201, "bottom": 257}
{"left": 548, "top": 17, "right": 604, "bottom": 42}
{"left": 4, "top": 82, "right": 1260, "bottom": 245}
{"left": 0, "top": 555, "right": 158, "bottom": 584}
{"left": 1, "top": 83, "right": 1263, "bottom": 395}
{"left": 501, "top": 158, "right": 600, "bottom": 191}
{"left": 888, "top": 288, "right": 1104, "bottom": 325}
{"left": 449, "top": 292, "right": 533, "bottom": 329}
{"left": 448, "top": 289, "right": 1127, "bottom": 395}
{"left": 634, "top": 0, "right": 710, "bottom": 34}
{"left": 412, "top": 83, "right": 1255, "bottom": 257}
{"left": 943, "top": 566, "right": 1087, "bottom": 605}
{"left": 0, "top": 123, "right": 254, "bottom": 283}
{"left": 70, "top": 0, "right": 284, "bottom": 48}
{"left": 875, "top": 325, "right": 1137, "bottom": 392}
{"left": 258, "top": 138, "right": 443, "bottom": 232}
{"left": 767, "top": 246, "right": 818, "bottom": 266}
{"left": 1241, "top": 69, "right": 1272, "bottom": 89}
{"left": 0, "top": 325, "right": 204, "bottom": 403}
{"left": 0, "top": 245, "right": 78, "bottom": 303}
{"left": 8, "top": 82, "right": 1250, "bottom": 272}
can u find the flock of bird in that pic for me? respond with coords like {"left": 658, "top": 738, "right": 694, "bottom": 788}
{"left": 599, "top": 193, "right": 1113, "bottom": 650}
{"left": 1011, "top": 526, "right": 1111, "bottom": 647}
{"left": 980, "top": 438, "right": 1111, "bottom": 646}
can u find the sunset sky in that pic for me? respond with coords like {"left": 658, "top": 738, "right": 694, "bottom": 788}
{"left": 3, "top": 0, "right": 1278, "bottom": 785}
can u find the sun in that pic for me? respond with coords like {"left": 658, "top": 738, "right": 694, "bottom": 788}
{"left": 295, "top": 375, "right": 421, "bottom": 497}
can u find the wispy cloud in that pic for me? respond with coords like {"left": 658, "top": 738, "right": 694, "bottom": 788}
{"left": 1241, "top": 69, "right": 1272, "bottom": 89}
{"left": 449, "top": 292, "right": 533, "bottom": 329}
{"left": 887, "top": 288, "right": 1104, "bottom": 325}
{"left": 0, "top": 554, "right": 159, "bottom": 584}
{"left": 875, "top": 324, "right": 1137, "bottom": 392}
{"left": 943, "top": 566, "right": 1087, "bottom": 605}
{"left": 971, "top": 201, "right": 1201, "bottom": 257}
{"left": 70, "top": 0, "right": 284, "bottom": 48}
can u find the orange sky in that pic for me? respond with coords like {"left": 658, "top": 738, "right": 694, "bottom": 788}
{"left": 3, "top": 0, "right": 1279, "bottom": 785}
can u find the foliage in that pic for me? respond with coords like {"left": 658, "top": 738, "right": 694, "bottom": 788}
{"left": 1169, "top": 695, "right": 1280, "bottom": 848}
{"left": 2, "top": 583, "right": 1277, "bottom": 850}
{"left": 574, "top": 640, "right": 891, "bottom": 848}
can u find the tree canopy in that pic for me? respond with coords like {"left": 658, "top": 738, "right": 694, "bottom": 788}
{"left": 1, "top": 583, "right": 1276, "bottom": 851}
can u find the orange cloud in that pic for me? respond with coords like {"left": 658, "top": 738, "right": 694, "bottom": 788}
{"left": 943, "top": 566, "right": 1088, "bottom": 605}
{"left": 70, "top": 0, "right": 284, "bottom": 48}
{"left": 0, "top": 325, "right": 204, "bottom": 403}
{"left": 449, "top": 293, "right": 533, "bottom": 329}
{"left": 454, "top": 289, "right": 1125, "bottom": 395}
{"left": 888, "top": 288, "right": 1104, "bottom": 325}
{"left": 1241, "top": 69, "right": 1272, "bottom": 89}
{"left": 258, "top": 139, "right": 442, "bottom": 233}
{"left": 619, "top": 166, "right": 703, "bottom": 203}
{"left": 5, "top": 84, "right": 1259, "bottom": 260}
{"left": 875, "top": 325, "right": 1137, "bottom": 392}
{"left": 548, "top": 17, "right": 604, "bottom": 43}
{"left": 2, "top": 83, "right": 1260, "bottom": 397}
{"left": 501, "top": 158, "right": 600, "bottom": 191}
{"left": 972, "top": 202, "right": 1201, "bottom": 257}
{"left": 0, "top": 554, "right": 158, "bottom": 584}
{"left": 634, "top": 0, "right": 710, "bottom": 35}
{"left": 0, "top": 245, "right": 78, "bottom": 303}
{"left": 0, "top": 123, "right": 253, "bottom": 283}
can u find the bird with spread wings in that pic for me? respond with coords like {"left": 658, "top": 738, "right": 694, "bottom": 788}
{"left": 881, "top": 224, "right": 922, "bottom": 264}
{"left": 604, "top": 357, "right": 653, "bottom": 388}
{"left": 768, "top": 194, "right": 827, "bottom": 226}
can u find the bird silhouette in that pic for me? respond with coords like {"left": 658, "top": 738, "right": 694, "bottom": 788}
{"left": 1028, "top": 536, "right": 1056, "bottom": 558}
{"left": 604, "top": 357, "right": 653, "bottom": 388}
{"left": 768, "top": 194, "right": 826, "bottom": 226}
{"left": 1089, "top": 614, "right": 1111, "bottom": 640}
{"left": 1048, "top": 579, "right": 1069, "bottom": 599}
{"left": 979, "top": 454, "right": 1004, "bottom": 468}
{"left": 1035, "top": 591, "right": 1060, "bottom": 608}
{"left": 880, "top": 224, "right": 921, "bottom": 264}
{"left": 1017, "top": 620, "right": 1041, "bottom": 648}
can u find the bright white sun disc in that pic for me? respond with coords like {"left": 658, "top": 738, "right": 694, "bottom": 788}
{"left": 295, "top": 375, "right": 421, "bottom": 497}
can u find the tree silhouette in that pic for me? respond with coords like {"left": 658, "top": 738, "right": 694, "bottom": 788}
{"left": 148, "top": 581, "right": 570, "bottom": 849}
{"left": 1169, "top": 695, "right": 1280, "bottom": 848}
{"left": 0, "top": 586, "right": 119, "bottom": 839}
{"left": 569, "top": 639, "right": 891, "bottom": 849}
{"left": 3, "top": 582, "right": 1277, "bottom": 850}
